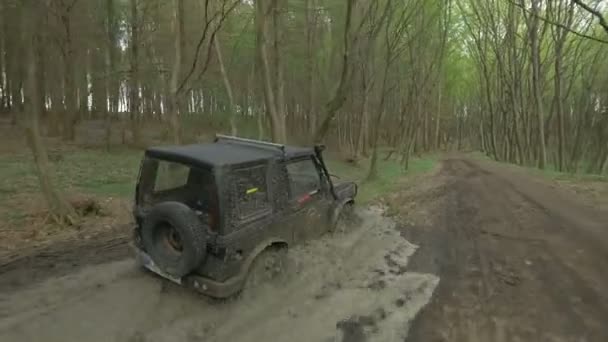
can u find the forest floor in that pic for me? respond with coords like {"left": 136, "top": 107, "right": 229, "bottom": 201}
{"left": 0, "top": 154, "right": 607, "bottom": 341}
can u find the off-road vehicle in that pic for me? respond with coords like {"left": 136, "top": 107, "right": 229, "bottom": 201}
{"left": 132, "top": 135, "right": 357, "bottom": 297}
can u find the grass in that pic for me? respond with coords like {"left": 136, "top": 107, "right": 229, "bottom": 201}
{"left": 0, "top": 149, "right": 142, "bottom": 201}
{"left": 528, "top": 165, "right": 608, "bottom": 183}
{"left": 327, "top": 154, "right": 438, "bottom": 203}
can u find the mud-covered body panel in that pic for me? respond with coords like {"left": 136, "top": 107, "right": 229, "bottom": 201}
{"left": 133, "top": 136, "right": 357, "bottom": 297}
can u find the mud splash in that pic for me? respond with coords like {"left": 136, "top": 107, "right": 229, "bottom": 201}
{"left": 0, "top": 207, "right": 438, "bottom": 342}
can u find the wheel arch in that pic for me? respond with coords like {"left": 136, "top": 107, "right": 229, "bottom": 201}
{"left": 242, "top": 237, "right": 289, "bottom": 272}
{"left": 330, "top": 197, "right": 355, "bottom": 227}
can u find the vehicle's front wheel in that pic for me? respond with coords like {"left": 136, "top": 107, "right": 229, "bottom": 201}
{"left": 332, "top": 201, "right": 356, "bottom": 233}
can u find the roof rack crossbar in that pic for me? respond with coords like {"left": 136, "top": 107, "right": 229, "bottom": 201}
{"left": 215, "top": 134, "right": 286, "bottom": 154}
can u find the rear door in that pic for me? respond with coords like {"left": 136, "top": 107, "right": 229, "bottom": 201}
{"left": 223, "top": 163, "right": 278, "bottom": 251}
{"left": 286, "top": 157, "right": 332, "bottom": 241}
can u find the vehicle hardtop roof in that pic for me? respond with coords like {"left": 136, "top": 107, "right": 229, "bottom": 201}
{"left": 145, "top": 135, "right": 315, "bottom": 168}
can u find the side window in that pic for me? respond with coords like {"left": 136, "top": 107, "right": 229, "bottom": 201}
{"left": 234, "top": 165, "right": 270, "bottom": 219}
{"left": 286, "top": 158, "right": 321, "bottom": 199}
{"left": 154, "top": 160, "right": 190, "bottom": 192}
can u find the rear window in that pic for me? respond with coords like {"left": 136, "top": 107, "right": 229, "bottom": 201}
{"left": 233, "top": 165, "right": 270, "bottom": 219}
{"left": 138, "top": 158, "right": 217, "bottom": 215}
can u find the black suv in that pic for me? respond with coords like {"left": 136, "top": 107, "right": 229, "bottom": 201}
{"left": 133, "top": 135, "right": 357, "bottom": 297}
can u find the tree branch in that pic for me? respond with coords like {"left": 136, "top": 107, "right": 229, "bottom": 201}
{"left": 509, "top": 0, "right": 608, "bottom": 43}
{"left": 177, "top": 0, "right": 240, "bottom": 94}
{"left": 572, "top": 0, "right": 608, "bottom": 34}
{"left": 184, "top": 0, "right": 240, "bottom": 95}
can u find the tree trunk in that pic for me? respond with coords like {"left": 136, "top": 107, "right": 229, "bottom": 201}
{"left": 129, "top": 0, "right": 141, "bottom": 145}
{"left": 555, "top": 44, "right": 565, "bottom": 172}
{"left": 0, "top": 50, "right": 4, "bottom": 111}
{"left": 36, "top": 16, "right": 47, "bottom": 119}
{"left": 530, "top": 0, "right": 547, "bottom": 169}
{"left": 313, "top": 0, "right": 355, "bottom": 143}
{"left": 0, "top": 2, "right": 6, "bottom": 111}
{"left": 273, "top": 0, "right": 287, "bottom": 133}
{"left": 24, "top": 0, "right": 77, "bottom": 225}
{"left": 355, "top": 87, "right": 370, "bottom": 158}
{"left": 435, "top": 85, "right": 442, "bottom": 149}
{"left": 61, "top": 8, "right": 77, "bottom": 141}
{"left": 256, "top": 0, "right": 286, "bottom": 143}
{"left": 305, "top": 0, "right": 317, "bottom": 136}
{"left": 550, "top": 0, "right": 574, "bottom": 172}
{"left": 8, "top": 3, "right": 24, "bottom": 122}
{"left": 105, "top": 0, "right": 117, "bottom": 149}
{"left": 479, "top": 117, "right": 486, "bottom": 152}
{"left": 169, "top": 0, "right": 184, "bottom": 144}
{"left": 601, "top": 150, "right": 608, "bottom": 175}
{"left": 423, "top": 104, "right": 429, "bottom": 151}
{"left": 78, "top": 51, "right": 89, "bottom": 118}
{"left": 481, "top": 66, "right": 498, "bottom": 159}
{"left": 214, "top": 36, "right": 238, "bottom": 136}
{"left": 366, "top": 53, "right": 392, "bottom": 182}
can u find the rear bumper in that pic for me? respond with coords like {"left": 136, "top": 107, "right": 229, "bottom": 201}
{"left": 182, "top": 272, "right": 245, "bottom": 298}
{"left": 133, "top": 246, "right": 245, "bottom": 298}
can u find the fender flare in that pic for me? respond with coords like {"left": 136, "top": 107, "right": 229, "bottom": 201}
{"left": 239, "top": 237, "right": 289, "bottom": 279}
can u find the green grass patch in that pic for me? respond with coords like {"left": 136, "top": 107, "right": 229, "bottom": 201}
{"left": 527, "top": 166, "right": 608, "bottom": 183}
{"left": 0, "top": 149, "right": 142, "bottom": 200}
{"left": 326, "top": 155, "right": 437, "bottom": 203}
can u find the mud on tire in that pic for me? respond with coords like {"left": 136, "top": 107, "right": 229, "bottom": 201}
{"left": 141, "top": 201, "right": 207, "bottom": 278}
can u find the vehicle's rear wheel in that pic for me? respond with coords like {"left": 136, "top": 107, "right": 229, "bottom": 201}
{"left": 141, "top": 201, "right": 207, "bottom": 278}
{"left": 244, "top": 248, "right": 289, "bottom": 291}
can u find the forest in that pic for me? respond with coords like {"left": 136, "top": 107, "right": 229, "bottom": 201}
{"left": 0, "top": 0, "right": 607, "bottom": 223}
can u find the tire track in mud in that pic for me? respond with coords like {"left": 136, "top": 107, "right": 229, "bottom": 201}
{"left": 0, "top": 207, "right": 439, "bottom": 342}
{"left": 404, "top": 158, "right": 608, "bottom": 342}
{"left": 0, "top": 229, "right": 131, "bottom": 293}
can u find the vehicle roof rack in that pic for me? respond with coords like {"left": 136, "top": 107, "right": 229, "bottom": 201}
{"left": 215, "top": 134, "right": 286, "bottom": 154}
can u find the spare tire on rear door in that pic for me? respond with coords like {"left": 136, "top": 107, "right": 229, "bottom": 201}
{"left": 141, "top": 201, "right": 207, "bottom": 278}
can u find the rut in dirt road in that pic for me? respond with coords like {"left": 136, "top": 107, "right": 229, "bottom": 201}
{"left": 404, "top": 158, "right": 608, "bottom": 342}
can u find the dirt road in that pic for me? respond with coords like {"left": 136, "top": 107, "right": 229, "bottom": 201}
{"left": 400, "top": 157, "right": 608, "bottom": 342}
{"left": 1, "top": 156, "right": 607, "bottom": 342}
